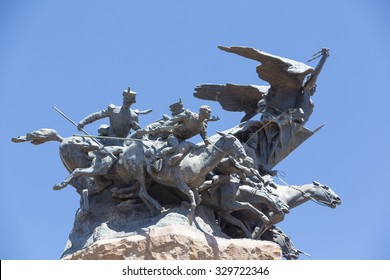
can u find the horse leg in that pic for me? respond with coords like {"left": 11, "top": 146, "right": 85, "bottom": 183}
{"left": 238, "top": 185, "right": 289, "bottom": 214}
{"left": 267, "top": 210, "right": 285, "bottom": 225}
{"left": 217, "top": 211, "right": 252, "bottom": 238}
{"left": 220, "top": 197, "right": 271, "bottom": 238}
{"left": 53, "top": 167, "right": 93, "bottom": 190}
{"left": 136, "top": 170, "right": 163, "bottom": 215}
{"left": 80, "top": 189, "right": 89, "bottom": 212}
{"left": 53, "top": 162, "right": 111, "bottom": 191}
{"left": 111, "top": 182, "right": 139, "bottom": 199}
{"left": 223, "top": 200, "right": 270, "bottom": 231}
{"left": 176, "top": 181, "right": 197, "bottom": 225}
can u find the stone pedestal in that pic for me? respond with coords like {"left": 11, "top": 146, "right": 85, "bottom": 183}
{"left": 62, "top": 225, "right": 281, "bottom": 260}
{"left": 60, "top": 193, "right": 281, "bottom": 260}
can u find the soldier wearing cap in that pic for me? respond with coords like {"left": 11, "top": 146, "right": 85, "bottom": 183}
{"left": 77, "top": 87, "right": 152, "bottom": 145}
{"left": 162, "top": 105, "right": 213, "bottom": 145}
{"left": 136, "top": 98, "right": 189, "bottom": 140}
{"left": 166, "top": 98, "right": 220, "bottom": 122}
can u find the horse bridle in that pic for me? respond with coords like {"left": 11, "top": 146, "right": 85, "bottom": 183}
{"left": 288, "top": 183, "right": 335, "bottom": 208}
{"left": 309, "top": 184, "right": 337, "bottom": 207}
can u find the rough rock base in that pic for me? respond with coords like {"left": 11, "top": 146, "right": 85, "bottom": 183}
{"left": 62, "top": 225, "right": 281, "bottom": 260}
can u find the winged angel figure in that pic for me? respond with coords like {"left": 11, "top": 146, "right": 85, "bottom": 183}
{"left": 194, "top": 46, "right": 329, "bottom": 173}
{"left": 194, "top": 46, "right": 329, "bottom": 124}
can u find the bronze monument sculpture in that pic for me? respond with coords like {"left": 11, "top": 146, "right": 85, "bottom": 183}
{"left": 12, "top": 46, "right": 340, "bottom": 260}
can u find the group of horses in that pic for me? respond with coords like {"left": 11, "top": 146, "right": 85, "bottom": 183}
{"left": 12, "top": 127, "right": 341, "bottom": 259}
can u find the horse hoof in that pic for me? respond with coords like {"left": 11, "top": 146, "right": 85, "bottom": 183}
{"left": 53, "top": 184, "right": 64, "bottom": 190}
{"left": 252, "top": 225, "right": 265, "bottom": 239}
{"left": 187, "top": 213, "right": 195, "bottom": 225}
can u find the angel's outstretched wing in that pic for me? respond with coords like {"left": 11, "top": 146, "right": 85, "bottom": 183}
{"left": 194, "top": 83, "right": 269, "bottom": 122}
{"left": 218, "top": 46, "right": 314, "bottom": 91}
{"left": 195, "top": 46, "right": 327, "bottom": 123}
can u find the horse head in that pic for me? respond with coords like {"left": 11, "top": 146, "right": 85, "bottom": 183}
{"left": 216, "top": 131, "right": 247, "bottom": 161}
{"left": 310, "top": 181, "right": 341, "bottom": 208}
{"left": 12, "top": 128, "right": 63, "bottom": 145}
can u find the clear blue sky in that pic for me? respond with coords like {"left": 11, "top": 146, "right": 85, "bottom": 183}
{"left": 1, "top": 0, "right": 389, "bottom": 260}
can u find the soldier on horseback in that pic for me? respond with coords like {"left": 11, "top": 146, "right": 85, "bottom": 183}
{"left": 77, "top": 87, "right": 152, "bottom": 146}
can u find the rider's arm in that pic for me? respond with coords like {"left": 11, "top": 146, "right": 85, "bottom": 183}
{"left": 200, "top": 122, "right": 210, "bottom": 145}
{"left": 303, "top": 48, "right": 330, "bottom": 93}
{"left": 134, "top": 109, "right": 152, "bottom": 115}
{"left": 129, "top": 110, "right": 141, "bottom": 131}
{"left": 208, "top": 115, "right": 220, "bottom": 122}
{"left": 164, "top": 115, "right": 182, "bottom": 126}
{"left": 131, "top": 121, "right": 141, "bottom": 130}
{"left": 78, "top": 106, "right": 111, "bottom": 129}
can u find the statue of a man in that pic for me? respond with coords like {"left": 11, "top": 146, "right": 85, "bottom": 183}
{"left": 77, "top": 87, "right": 152, "bottom": 145}
{"left": 163, "top": 105, "right": 213, "bottom": 145}
{"left": 166, "top": 98, "right": 219, "bottom": 121}
{"left": 142, "top": 105, "right": 216, "bottom": 171}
